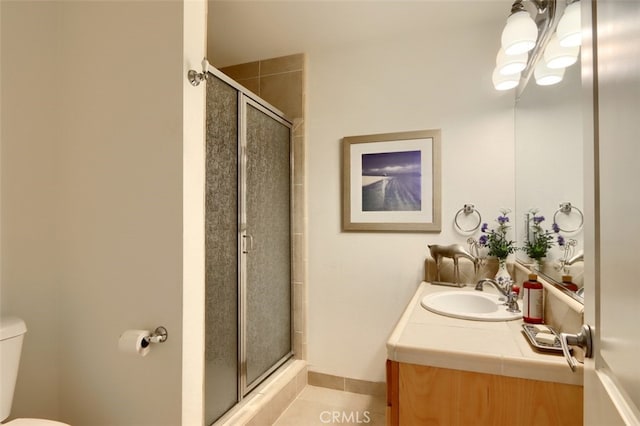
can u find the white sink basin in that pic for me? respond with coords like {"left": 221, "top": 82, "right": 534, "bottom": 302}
{"left": 420, "top": 290, "right": 522, "bottom": 321}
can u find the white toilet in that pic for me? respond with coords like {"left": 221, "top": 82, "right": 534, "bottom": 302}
{"left": 0, "top": 317, "right": 70, "bottom": 426}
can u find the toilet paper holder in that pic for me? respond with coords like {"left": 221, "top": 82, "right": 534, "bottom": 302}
{"left": 142, "top": 326, "right": 168, "bottom": 347}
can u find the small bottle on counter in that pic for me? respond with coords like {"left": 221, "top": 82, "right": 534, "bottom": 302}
{"left": 523, "top": 273, "right": 543, "bottom": 324}
{"left": 561, "top": 275, "right": 579, "bottom": 292}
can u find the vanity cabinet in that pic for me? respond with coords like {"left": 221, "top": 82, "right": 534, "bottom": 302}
{"left": 386, "top": 360, "right": 582, "bottom": 426}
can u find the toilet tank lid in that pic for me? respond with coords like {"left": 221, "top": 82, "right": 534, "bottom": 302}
{"left": 0, "top": 316, "right": 27, "bottom": 341}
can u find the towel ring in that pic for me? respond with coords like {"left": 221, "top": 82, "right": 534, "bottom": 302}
{"left": 553, "top": 202, "right": 584, "bottom": 233}
{"left": 454, "top": 204, "right": 482, "bottom": 233}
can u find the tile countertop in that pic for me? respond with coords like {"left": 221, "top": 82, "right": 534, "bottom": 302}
{"left": 386, "top": 281, "right": 583, "bottom": 386}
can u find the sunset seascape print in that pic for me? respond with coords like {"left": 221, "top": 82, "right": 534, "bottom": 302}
{"left": 361, "top": 150, "right": 422, "bottom": 212}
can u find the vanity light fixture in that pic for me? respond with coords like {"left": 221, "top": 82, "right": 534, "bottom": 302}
{"left": 492, "top": 68, "right": 521, "bottom": 91}
{"left": 534, "top": 59, "right": 565, "bottom": 85}
{"left": 492, "top": 0, "right": 581, "bottom": 91}
{"left": 501, "top": 0, "right": 539, "bottom": 55}
{"left": 496, "top": 48, "right": 528, "bottom": 75}
{"left": 557, "top": 0, "right": 581, "bottom": 47}
{"left": 543, "top": 34, "right": 580, "bottom": 68}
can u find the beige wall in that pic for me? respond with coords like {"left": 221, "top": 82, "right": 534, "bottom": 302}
{"left": 305, "top": 10, "right": 516, "bottom": 382}
{"left": 1, "top": 1, "right": 206, "bottom": 424}
{"left": 1, "top": 1, "right": 62, "bottom": 419}
{"left": 56, "top": 2, "right": 183, "bottom": 425}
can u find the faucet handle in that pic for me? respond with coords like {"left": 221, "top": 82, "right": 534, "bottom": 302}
{"left": 511, "top": 284, "right": 520, "bottom": 296}
{"left": 505, "top": 291, "right": 520, "bottom": 313}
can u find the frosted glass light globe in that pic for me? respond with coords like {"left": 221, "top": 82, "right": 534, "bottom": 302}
{"left": 496, "top": 48, "right": 527, "bottom": 75}
{"left": 492, "top": 68, "right": 520, "bottom": 91}
{"left": 557, "top": 1, "right": 582, "bottom": 47}
{"left": 534, "top": 60, "right": 565, "bottom": 86}
{"left": 544, "top": 34, "right": 580, "bottom": 69}
{"left": 501, "top": 11, "right": 538, "bottom": 55}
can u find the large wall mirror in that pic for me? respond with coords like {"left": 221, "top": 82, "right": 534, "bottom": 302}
{"left": 514, "top": 62, "right": 585, "bottom": 303}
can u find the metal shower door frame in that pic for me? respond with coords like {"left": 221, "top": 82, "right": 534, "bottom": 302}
{"left": 237, "top": 94, "right": 294, "bottom": 398}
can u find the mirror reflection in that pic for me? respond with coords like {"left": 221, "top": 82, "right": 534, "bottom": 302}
{"left": 514, "top": 62, "right": 584, "bottom": 301}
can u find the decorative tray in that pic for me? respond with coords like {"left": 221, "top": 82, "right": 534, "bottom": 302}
{"left": 521, "top": 324, "right": 568, "bottom": 354}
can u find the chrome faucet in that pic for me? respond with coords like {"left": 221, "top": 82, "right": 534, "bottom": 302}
{"left": 557, "top": 244, "right": 582, "bottom": 274}
{"left": 475, "top": 278, "right": 520, "bottom": 313}
{"left": 565, "top": 251, "right": 584, "bottom": 266}
{"left": 475, "top": 278, "right": 509, "bottom": 296}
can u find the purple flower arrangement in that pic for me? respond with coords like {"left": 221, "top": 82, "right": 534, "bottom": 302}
{"left": 478, "top": 209, "right": 516, "bottom": 260}
{"left": 523, "top": 209, "right": 563, "bottom": 260}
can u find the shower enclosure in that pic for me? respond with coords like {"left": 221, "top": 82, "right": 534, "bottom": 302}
{"left": 204, "top": 68, "right": 293, "bottom": 424}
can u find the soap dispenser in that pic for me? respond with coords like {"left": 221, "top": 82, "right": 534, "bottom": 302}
{"left": 523, "top": 273, "right": 543, "bottom": 324}
{"left": 561, "top": 275, "right": 579, "bottom": 292}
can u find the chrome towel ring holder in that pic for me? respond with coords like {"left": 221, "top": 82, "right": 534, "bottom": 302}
{"left": 454, "top": 204, "right": 482, "bottom": 233}
{"left": 553, "top": 202, "right": 584, "bottom": 233}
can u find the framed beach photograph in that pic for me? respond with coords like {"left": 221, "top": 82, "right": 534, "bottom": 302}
{"left": 341, "top": 129, "right": 441, "bottom": 232}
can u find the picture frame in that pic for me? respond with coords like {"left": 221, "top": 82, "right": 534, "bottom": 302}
{"left": 341, "top": 129, "right": 441, "bottom": 232}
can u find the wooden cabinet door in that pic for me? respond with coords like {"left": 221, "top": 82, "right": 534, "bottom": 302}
{"left": 387, "top": 361, "right": 582, "bottom": 426}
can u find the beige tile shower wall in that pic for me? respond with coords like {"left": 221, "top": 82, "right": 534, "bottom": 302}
{"left": 308, "top": 371, "right": 386, "bottom": 397}
{"left": 221, "top": 54, "right": 304, "bottom": 120}
{"left": 221, "top": 54, "right": 308, "bottom": 361}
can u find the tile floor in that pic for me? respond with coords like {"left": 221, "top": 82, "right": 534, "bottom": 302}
{"left": 273, "top": 385, "right": 386, "bottom": 425}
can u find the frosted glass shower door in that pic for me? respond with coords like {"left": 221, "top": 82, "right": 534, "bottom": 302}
{"left": 241, "top": 99, "right": 293, "bottom": 393}
{"left": 204, "top": 75, "right": 239, "bottom": 423}
{"left": 204, "top": 69, "right": 293, "bottom": 423}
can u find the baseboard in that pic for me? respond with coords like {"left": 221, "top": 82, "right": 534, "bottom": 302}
{"left": 308, "top": 371, "right": 386, "bottom": 397}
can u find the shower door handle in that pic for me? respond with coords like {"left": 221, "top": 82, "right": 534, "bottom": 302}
{"left": 242, "top": 234, "right": 254, "bottom": 254}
